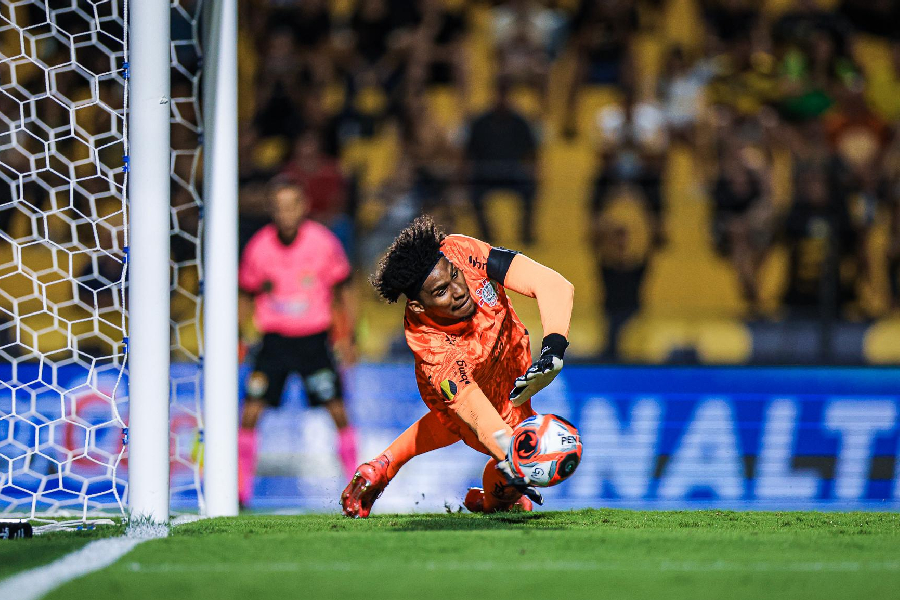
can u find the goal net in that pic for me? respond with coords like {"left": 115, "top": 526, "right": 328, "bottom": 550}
{"left": 0, "top": 0, "right": 205, "bottom": 518}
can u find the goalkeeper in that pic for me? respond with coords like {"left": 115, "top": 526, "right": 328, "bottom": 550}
{"left": 341, "top": 216, "right": 573, "bottom": 517}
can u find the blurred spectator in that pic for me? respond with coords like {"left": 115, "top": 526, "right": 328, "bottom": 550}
{"left": 837, "top": 0, "right": 900, "bottom": 41}
{"left": 359, "top": 158, "right": 422, "bottom": 268}
{"left": 253, "top": 27, "right": 306, "bottom": 138}
{"left": 564, "top": 0, "right": 637, "bottom": 136}
{"left": 399, "top": 88, "right": 461, "bottom": 215}
{"left": 885, "top": 128, "right": 900, "bottom": 310}
{"left": 345, "top": 0, "right": 417, "bottom": 90}
{"left": 413, "top": 0, "right": 469, "bottom": 95}
{"left": 297, "top": 88, "right": 366, "bottom": 159}
{"left": 492, "top": 0, "right": 567, "bottom": 112}
{"left": 280, "top": 131, "right": 353, "bottom": 253}
{"left": 591, "top": 91, "right": 667, "bottom": 248}
{"left": 890, "top": 190, "right": 900, "bottom": 310}
{"left": 706, "top": 35, "right": 779, "bottom": 117}
{"left": 776, "top": 24, "right": 859, "bottom": 123}
{"left": 281, "top": 131, "right": 347, "bottom": 220}
{"left": 774, "top": 0, "right": 848, "bottom": 52}
{"left": 595, "top": 224, "right": 647, "bottom": 362}
{"left": 825, "top": 88, "right": 890, "bottom": 174}
{"left": 238, "top": 126, "right": 278, "bottom": 254}
{"left": 782, "top": 164, "right": 866, "bottom": 318}
{"left": 701, "top": 0, "right": 760, "bottom": 48}
{"left": 464, "top": 79, "right": 538, "bottom": 245}
{"left": 266, "top": 0, "right": 333, "bottom": 86}
{"left": 711, "top": 140, "right": 774, "bottom": 314}
{"left": 658, "top": 46, "right": 716, "bottom": 144}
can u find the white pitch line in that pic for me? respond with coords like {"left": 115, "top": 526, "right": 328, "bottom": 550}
{"left": 0, "top": 527, "right": 167, "bottom": 600}
{"left": 120, "top": 559, "right": 900, "bottom": 574}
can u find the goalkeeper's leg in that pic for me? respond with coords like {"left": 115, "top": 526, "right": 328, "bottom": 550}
{"left": 463, "top": 458, "right": 532, "bottom": 514}
{"left": 341, "top": 411, "right": 458, "bottom": 518}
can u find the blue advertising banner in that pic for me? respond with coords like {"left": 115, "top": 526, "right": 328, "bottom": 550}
{"left": 2, "top": 363, "right": 900, "bottom": 513}
{"left": 254, "top": 365, "right": 900, "bottom": 513}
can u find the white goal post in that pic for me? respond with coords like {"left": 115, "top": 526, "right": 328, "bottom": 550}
{"left": 0, "top": 0, "right": 239, "bottom": 523}
{"left": 201, "top": 0, "right": 238, "bottom": 519}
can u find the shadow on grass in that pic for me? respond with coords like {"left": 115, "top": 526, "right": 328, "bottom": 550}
{"left": 388, "top": 512, "right": 566, "bottom": 532}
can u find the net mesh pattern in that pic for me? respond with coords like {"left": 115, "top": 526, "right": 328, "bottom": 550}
{"left": 0, "top": 0, "right": 206, "bottom": 517}
{"left": 168, "top": 0, "right": 203, "bottom": 513}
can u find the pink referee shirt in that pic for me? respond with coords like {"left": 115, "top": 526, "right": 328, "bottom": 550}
{"left": 239, "top": 220, "right": 351, "bottom": 338}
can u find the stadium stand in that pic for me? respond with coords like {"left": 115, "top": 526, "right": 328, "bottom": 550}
{"left": 225, "top": 0, "right": 900, "bottom": 364}
{"left": 6, "top": 0, "right": 896, "bottom": 365}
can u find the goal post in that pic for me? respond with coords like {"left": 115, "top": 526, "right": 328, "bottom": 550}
{"left": 201, "top": 0, "right": 239, "bottom": 519}
{"left": 127, "top": 0, "right": 171, "bottom": 524}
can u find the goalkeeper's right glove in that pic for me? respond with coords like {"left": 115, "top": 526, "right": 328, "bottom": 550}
{"left": 493, "top": 430, "right": 544, "bottom": 505}
{"left": 509, "top": 333, "right": 568, "bottom": 406}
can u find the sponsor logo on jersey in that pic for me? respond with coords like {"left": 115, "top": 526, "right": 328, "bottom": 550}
{"left": 440, "top": 379, "right": 458, "bottom": 401}
{"left": 455, "top": 360, "right": 471, "bottom": 385}
{"left": 475, "top": 279, "right": 498, "bottom": 307}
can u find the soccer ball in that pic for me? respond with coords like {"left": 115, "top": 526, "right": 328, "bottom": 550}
{"left": 506, "top": 414, "right": 582, "bottom": 487}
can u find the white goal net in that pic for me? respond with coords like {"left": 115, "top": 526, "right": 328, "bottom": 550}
{"left": 0, "top": 0, "right": 205, "bottom": 518}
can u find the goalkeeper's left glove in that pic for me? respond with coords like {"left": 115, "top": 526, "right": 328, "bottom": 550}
{"left": 509, "top": 333, "right": 568, "bottom": 406}
{"left": 493, "top": 431, "right": 544, "bottom": 506}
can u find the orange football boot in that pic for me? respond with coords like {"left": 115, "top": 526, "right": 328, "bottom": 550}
{"left": 340, "top": 455, "right": 390, "bottom": 518}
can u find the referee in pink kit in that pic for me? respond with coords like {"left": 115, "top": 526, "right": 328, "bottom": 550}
{"left": 237, "top": 180, "right": 358, "bottom": 508}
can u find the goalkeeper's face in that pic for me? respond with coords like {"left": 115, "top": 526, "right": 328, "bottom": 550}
{"left": 271, "top": 186, "right": 308, "bottom": 241}
{"left": 410, "top": 257, "right": 477, "bottom": 322}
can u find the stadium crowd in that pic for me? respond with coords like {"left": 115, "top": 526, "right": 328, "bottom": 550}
{"left": 2, "top": 0, "right": 899, "bottom": 364}
{"left": 231, "top": 0, "right": 900, "bottom": 364}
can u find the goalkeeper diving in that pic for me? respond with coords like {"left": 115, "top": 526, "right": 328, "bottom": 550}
{"left": 341, "top": 216, "right": 574, "bottom": 516}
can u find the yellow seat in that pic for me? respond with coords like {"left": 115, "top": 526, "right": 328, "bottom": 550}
{"left": 695, "top": 319, "right": 752, "bottom": 363}
{"left": 619, "top": 316, "right": 692, "bottom": 363}
{"left": 864, "top": 318, "right": 900, "bottom": 364}
{"left": 427, "top": 86, "right": 464, "bottom": 130}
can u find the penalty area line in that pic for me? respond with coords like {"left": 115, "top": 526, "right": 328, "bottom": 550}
{"left": 0, "top": 530, "right": 166, "bottom": 600}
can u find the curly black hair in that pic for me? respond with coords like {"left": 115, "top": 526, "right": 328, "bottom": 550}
{"left": 370, "top": 215, "right": 447, "bottom": 303}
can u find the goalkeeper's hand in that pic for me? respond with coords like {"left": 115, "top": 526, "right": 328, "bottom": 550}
{"left": 509, "top": 333, "right": 568, "bottom": 406}
{"left": 493, "top": 431, "right": 544, "bottom": 505}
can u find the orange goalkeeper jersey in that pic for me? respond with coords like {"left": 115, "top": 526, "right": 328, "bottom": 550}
{"left": 405, "top": 235, "right": 534, "bottom": 443}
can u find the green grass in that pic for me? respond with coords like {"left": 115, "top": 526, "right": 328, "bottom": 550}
{"left": 6, "top": 510, "right": 900, "bottom": 600}
{"left": 0, "top": 521, "right": 125, "bottom": 579}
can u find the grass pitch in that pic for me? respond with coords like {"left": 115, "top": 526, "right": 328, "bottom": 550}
{"left": 4, "top": 510, "right": 899, "bottom": 600}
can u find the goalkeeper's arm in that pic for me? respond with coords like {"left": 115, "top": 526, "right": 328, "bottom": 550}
{"left": 495, "top": 252, "right": 574, "bottom": 404}
{"left": 447, "top": 384, "right": 545, "bottom": 504}
{"left": 446, "top": 383, "right": 512, "bottom": 461}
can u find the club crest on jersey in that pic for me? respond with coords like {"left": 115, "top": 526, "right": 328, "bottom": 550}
{"left": 475, "top": 279, "right": 498, "bottom": 307}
